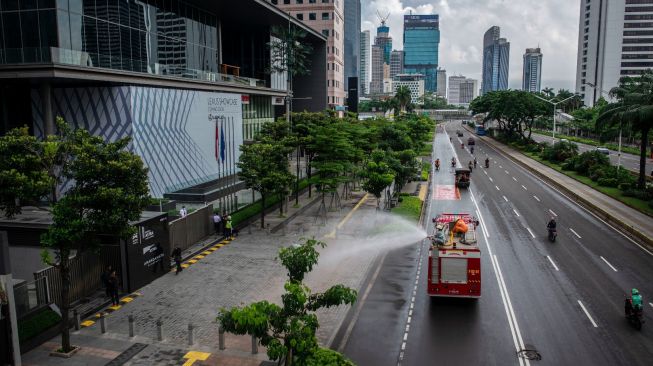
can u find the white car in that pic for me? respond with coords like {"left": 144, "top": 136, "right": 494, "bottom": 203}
{"left": 596, "top": 147, "right": 610, "bottom": 155}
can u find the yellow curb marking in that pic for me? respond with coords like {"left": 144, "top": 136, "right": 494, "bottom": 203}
{"left": 217, "top": 244, "right": 224, "bottom": 248}
{"left": 194, "top": 255, "right": 205, "bottom": 260}
{"left": 182, "top": 351, "right": 210, "bottom": 366}
{"left": 187, "top": 259, "right": 198, "bottom": 264}
{"left": 181, "top": 264, "right": 190, "bottom": 268}
{"left": 120, "top": 297, "right": 134, "bottom": 303}
{"left": 418, "top": 184, "right": 427, "bottom": 201}
{"left": 202, "top": 251, "right": 212, "bottom": 255}
{"left": 80, "top": 320, "right": 95, "bottom": 327}
{"left": 325, "top": 193, "right": 370, "bottom": 239}
{"left": 108, "top": 305, "right": 121, "bottom": 311}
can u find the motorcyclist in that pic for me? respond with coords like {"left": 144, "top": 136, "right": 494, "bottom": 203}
{"left": 485, "top": 157, "right": 490, "bottom": 168}
{"left": 626, "top": 288, "right": 643, "bottom": 316}
{"left": 435, "top": 158, "right": 440, "bottom": 171}
{"left": 547, "top": 218, "right": 557, "bottom": 231}
{"left": 468, "top": 161, "right": 473, "bottom": 173}
{"left": 473, "top": 158, "right": 477, "bottom": 168}
{"left": 461, "top": 142, "right": 465, "bottom": 149}
{"left": 451, "top": 157, "right": 456, "bottom": 168}
{"left": 471, "top": 146, "right": 475, "bottom": 154}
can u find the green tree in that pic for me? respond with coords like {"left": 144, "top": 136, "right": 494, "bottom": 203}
{"left": 597, "top": 69, "right": 653, "bottom": 189}
{"left": 394, "top": 86, "right": 413, "bottom": 113}
{"left": 237, "top": 142, "right": 293, "bottom": 228}
{"left": 361, "top": 150, "right": 396, "bottom": 209}
{"left": 217, "top": 238, "right": 357, "bottom": 366}
{"left": 0, "top": 118, "right": 150, "bottom": 353}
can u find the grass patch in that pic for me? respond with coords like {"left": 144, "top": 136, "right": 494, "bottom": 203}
{"left": 420, "top": 142, "right": 433, "bottom": 156}
{"left": 533, "top": 129, "right": 648, "bottom": 156}
{"left": 420, "top": 161, "right": 430, "bottom": 181}
{"left": 391, "top": 196, "right": 423, "bottom": 222}
{"left": 18, "top": 307, "right": 61, "bottom": 343}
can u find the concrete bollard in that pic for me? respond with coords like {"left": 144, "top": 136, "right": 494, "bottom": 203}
{"left": 266, "top": 223, "right": 271, "bottom": 234}
{"left": 188, "top": 323, "right": 195, "bottom": 346}
{"left": 156, "top": 318, "right": 163, "bottom": 341}
{"left": 73, "top": 309, "right": 80, "bottom": 331}
{"left": 128, "top": 315, "right": 135, "bottom": 338}
{"left": 99, "top": 313, "right": 106, "bottom": 334}
{"left": 251, "top": 335, "right": 258, "bottom": 354}
{"left": 218, "top": 326, "right": 225, "bottom": 350}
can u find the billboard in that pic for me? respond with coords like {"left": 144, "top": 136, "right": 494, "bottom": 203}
{"left": 123, "top": 213, "right": 170, "bottom": 292}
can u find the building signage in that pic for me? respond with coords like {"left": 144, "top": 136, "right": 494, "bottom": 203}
{"left": 241, "top": 94, "right": 250, "bottom": 105}
{"left": 124, "top": 214, "right": 170, "bottom": 292}
{"left": 272, "top": 96, "right": 285, "bottom": 105}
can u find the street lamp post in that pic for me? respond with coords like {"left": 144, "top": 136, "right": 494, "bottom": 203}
{"left": 532, "top": 94, "right": 578, "bottom": 144}
{"left": 585, "top": 82, "right": 623, "bottom": 170}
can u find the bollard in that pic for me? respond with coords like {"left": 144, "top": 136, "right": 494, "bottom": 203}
{"left": 99, "top": 313, "right": 106, "bottom": 334}
{"left": 156, "top": 318, "right": 163, "bottom": 341}
{"left": 251, "top": 335, "right": 258, "bottom": 354}
{"left": 73, "top": 309, "right": 80, "bottom": 331}
{"left": 266, "top": 223, "right": 271, "bottom": 234}
{"left": 128, "top": 315, "right": 135, "bottom": 338}
{"left": 188, "top": 323, "right": 195, "bottom": 346}
{"left": 218, "top": 326, "right": 225, "bottom": 350}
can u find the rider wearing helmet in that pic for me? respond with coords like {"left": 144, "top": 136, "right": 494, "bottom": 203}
{"left": 547, "top": 217, "right": 557, "bottom": 230}
{"left": 631, "top": 288, "right": 643, "bottom": 311}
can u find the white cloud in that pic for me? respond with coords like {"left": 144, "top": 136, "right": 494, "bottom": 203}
{"left": 361, "top": 0, "right": 581, "bottom": 90}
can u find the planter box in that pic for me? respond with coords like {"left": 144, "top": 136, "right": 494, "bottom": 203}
{"left": 145, "top": 200, "right": 176, "bottom": 212}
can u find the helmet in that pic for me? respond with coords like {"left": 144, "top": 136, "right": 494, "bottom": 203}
{"left": 632, "top": 288, "right": 639, "bottom": 295}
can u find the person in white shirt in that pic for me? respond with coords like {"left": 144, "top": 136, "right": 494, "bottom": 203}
{"left": 179, "top": 206, "right": 188, "bottom": 218}
{"left": 213, "top": 213, "right": 222, "bottom": 233}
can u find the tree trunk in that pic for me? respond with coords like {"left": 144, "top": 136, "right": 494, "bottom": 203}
{"left": 638, "top": 127, "right": 650, "bottom": 189}
{"left": 279, "top": 192, "right": 284, "bottom": 215}
{"left": 306, "top": 158, "right": 312, "bottom": 198}
{"left": 59, "top": 252, "right": 72, "bottom": 352}
{"left": 260, "top": 195, "right": 266, "bottom": 229}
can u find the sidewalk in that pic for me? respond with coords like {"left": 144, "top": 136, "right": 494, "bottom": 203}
{"left": 22, "top": 186, "right": 394, "bottom": 366}
{"left": 480, "top": 134, "right": 653, "bottom": 247}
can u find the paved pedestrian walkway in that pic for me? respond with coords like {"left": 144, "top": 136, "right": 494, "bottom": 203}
{"left": 22, "top": 184, "right": 424, "bottom": 365}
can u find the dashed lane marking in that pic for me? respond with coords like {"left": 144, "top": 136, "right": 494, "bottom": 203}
{"left": 496, "top": 186, "right": 500, "bottom": 191}
{"left": 513, "top": 209, "right": 520, "bottom": 217}
{"left": 522, "top": 185, "right": 527, "bottom": 190}
{"left": 547, "top": 256, "right": 560, "bottom": 271}
{"left": 570, "top": 228, "right": 582, "bottom": 239}
{"left": 503, "top": 195, "right": 509, "bottom": 202}
{"left": 649, "top": 303, "right": 653, "bottom": 308}
{"left": 512, "top": 177, "right": 518, "bottom": 182}
{"left": 578, "top": 300, "right": 599, "bottom": 328}
{"left": 549, "top": 209, "right": 557, "bottom": 217}
{"left": 600, "top": 256, "right": 618, "bottom": 272}
{"left": 489, "top": 177, "right": 494, "bottom": 182}
{"left": 533, "top": 195, "right": 540, "bottom": 202}
{"left": 505, "top": 170, "right": 510, "bottom": 174}
{"left": 527, "top": 228, "right": 536, "bottom": 238}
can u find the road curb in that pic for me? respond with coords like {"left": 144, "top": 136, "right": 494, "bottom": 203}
{"left": 476, "top": 131, "right": 653, "bottom": 250}
{"left": 270, "top": 194, "right": 323, "bottom": 234}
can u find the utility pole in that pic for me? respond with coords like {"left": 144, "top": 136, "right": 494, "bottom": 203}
{"left": 533, "top": 94, "right": 578, "bottom": 144}
{"left": 1, "top": 231, "right": 21, "bottom": 366}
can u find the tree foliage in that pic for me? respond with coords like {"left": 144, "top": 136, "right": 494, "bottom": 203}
{"left": 361, "top": 150, "right": 396, "bottom": 208}
{"left": 218, "top": 238, "right": 357, "bottom": 366}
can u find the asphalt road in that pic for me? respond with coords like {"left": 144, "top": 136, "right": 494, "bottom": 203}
{"left": 529, "top": 132, "right": 652, "bottom": 175}
{"left": 340, "top": 121, "right": 653, "bottom": 366}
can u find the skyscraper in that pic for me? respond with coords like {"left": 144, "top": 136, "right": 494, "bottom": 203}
{"left": 482, "top": 26, "right": 510, "bottom": 94}
{"left": 344, "top": 0, "right": 361, "bottom": 91}
{"left": 375, "top": 21, "right": 393, "bottom": 64}
{"left": 575, "top": 0, "right": 653, "bottom": 106}
{"left": 273, "top": 0, "right": 346, "bottom": 107}
{"left": 370, "top": 45, "right": 383, "bottom": 94}
{"left": 403, "top": 15, "right": 440, "bottom": 92}
{"left": 523, "top": 47, "right": 543, "bottom": 92}
{"left": 360, "top": 30, "right": 370, "bottom": 96}
{"left": 437, "top": 68, "right": 447, "bottom": 98}
{"left": 448, "top": 75, "right": 478, "bottom": 105}
{"left": 390, "top": 50, "right": 404, "bottom": 78}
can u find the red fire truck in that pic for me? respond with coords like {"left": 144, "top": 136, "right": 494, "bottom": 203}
{"left": 427, "top": 213, "right": 481, "bottom": 298}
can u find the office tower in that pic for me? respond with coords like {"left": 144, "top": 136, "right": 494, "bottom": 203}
{"left": 481, "top": 26, "right": 510, "bottom": 94}
{"left": 575, "top": 0, "right": 653, "bottom": 106}
{"left": 375, "top": 20, "right": 393, "bottom": 64}
{"left": 523, "top": 47, "right": 543, "bottom": 92}
{"left": 403, "top": 15, "right": 440, "bottom": 92}
{"left": 390, "top": 50, "right": 404, "bottom": 78}
{"left": 371, "top": 45, "right": 383, "bottom": 94}
{"left": 344, "top": 0, "right": 361, "bottom": 91}
{"left": 437, "top": 68, "right": 447, "bottom": 98}
{"left": 360, "top": 30, "right": 370, "bottom": 96}
{"left": 393, "top": 74, "right": 425, "bottom": 104}
{"left": 448, "top": 75, "right": 478, "bottom": 105}
{"left": 274, "top": 0, "right": 346, "bottom": 107}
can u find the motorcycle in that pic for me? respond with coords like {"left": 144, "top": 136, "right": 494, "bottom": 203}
{"left": 435, "top": 162, "right": 440, "bottom": 172}
{"left": 485, "top": 159, "right": 490, "bottom": 168}
{"left": 625, "top": 298, "right": 644, "bottom": 330}
{"left": 461, "top": 143, "right": 465, "bottom": 149}
{"left": 547, "top": 228, "right": 557, "bottom": 242}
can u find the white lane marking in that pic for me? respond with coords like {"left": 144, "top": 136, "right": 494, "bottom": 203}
{"left": 503, "top": 195, "right": 509, "bottom": 202}
{"left": 505, "top": 170, "right": 510, "bottom": 174}
{"left": 570, "top": 228, "right": 582, "bottom": 239}
{"left": 496, "top": 185, "right": 501, "bottom": 191}
{"left": 512, "top": 177, "right": 518, "bottom": 182}
{"left": 471, "top": 189, "right": 490, "bottom": 239}
{"left": 489, "top": 177, "right": 494, "bottom": 182}
{"left": 578, "top": 300, "right": 599, "bottom": 328}
{"left": 522, "top": 185, "right": 527, "bottom": 191}
{"left": 533, "top": 195, "right": 540, "bottom": 202}
{"left": 513, "top": 209, "right": 520, "bottom": 217}
{"left": 526, "top": 228, "right": 536, "bottom": 238}
{"left": 483, "top": 170, "right": 487, "bottom": 175}
{"left": 499, "top": 165, "right": 503, "bottom": 168}
{"left": 548, "top": 209, "right": 558, "bottom": 217}
{"left": 649, "top": 303, "right": 653, "bottom": 308}
{"left": 547, "top": 256, "right": 560, "bottom": 271}
{"left": 600, "top": 256, "right": 618, "bottom": 272}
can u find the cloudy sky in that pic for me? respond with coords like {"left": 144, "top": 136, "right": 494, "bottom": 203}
{"left": 361, "top": 0, "right": 581, "bottom": 91}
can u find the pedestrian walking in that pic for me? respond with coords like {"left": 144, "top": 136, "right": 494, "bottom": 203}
{"left": 225, "top": 215, "right": 233, "bottom": 239}
{"left": 213, "top": 212, "right": 222, "bottom": 234}
{"left": 473, "top": 158, "right": 477, "bottom": 169}
{"left": 107, "top": 270, "right": 120, "bottom": 306}
{"left": 179, "top": 205, "right": 188, "bottom": 218}
{"left": 172, "top": 247, "right": 182, "bottom": 274}
{"left": 101, "top": 265, "right": 112, "bottom": 298}
{"left": 468, "top": 161, "right": 473, "bottom": 173}
{"left": 222, "top": 211, "right": 229, "bottom": 236}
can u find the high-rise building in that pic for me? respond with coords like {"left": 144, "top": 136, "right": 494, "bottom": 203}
{"left": 522, "top": 48, "right": 543, "bottom": 92}
{"left": 371, "top": 45, "right": 384, "bottom": 94}
{"left": 437, "top": 68, "right": 447, "bottom": 98}
{"left": 273, "top": 0, "right": 346, "bottom": 107}
{"left": 482, "top": 26, "right": 510, "bottom": 94}
{"left": 390, "top": 50, "right": 405, "bottom": 78}
{"left": 360, "top": 30, "right": 371, "bottom": 96}
{"left": 575, "top": 0, "right": 653, "bottom": 107}
{"left": 403, "top": 15, "right": 440, "bottom": 92}
{"left": 449, "top": 75, "right": 478, "bottom": 105}
{"left": 344, "top": 0, "right": 361, "bottom": 91}
{"left": 375, "top": 21, "right": 393, "bottom": 64}
{"left": 393, "top": 74, "right": 425, "bottom": 104}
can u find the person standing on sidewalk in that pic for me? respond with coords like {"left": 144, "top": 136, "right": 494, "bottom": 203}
{"left": 107, "top": 270, "right": 120, "bottom": 306}
{"left": 213, "top": 212, "right": 222, "bottom": 234}
{"left": 225, "top": 215, "right": 233, "bottom": 239}
{"left": 101, "top": 265, "right": 112, "bottom": 298}
{"left": 172, "top": 247, "right": 182, "bottom": 274}
{"left": 179, "top": 205, "right": 188, "bottom": 218}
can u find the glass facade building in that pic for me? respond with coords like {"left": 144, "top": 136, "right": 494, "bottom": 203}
{"left": 482, "top": 26, "right": 510, "bottom": 94}
{"left": 403, "top": 14, "right": 439, "bottom": 93}
{"left": 522, "top": 47, "right": 542, "bottom": 92}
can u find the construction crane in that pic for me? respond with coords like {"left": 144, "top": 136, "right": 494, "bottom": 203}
{"left": 377, "top": 11, "right": 390, "bottom": 26}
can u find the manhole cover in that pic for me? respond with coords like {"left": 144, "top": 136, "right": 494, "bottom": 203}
{"left": 105, "top": 343, "right": 147, "bottom": 366}
{"left": 517, "top": 344, "right": 542, "bottom": 361}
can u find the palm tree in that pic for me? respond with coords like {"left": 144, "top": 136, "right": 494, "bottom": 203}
{"left": 394, "top": 86, "right": 412, "bottom": 113}
{"left": 597, "top": 69, "right": 653, "bottom": 189}
{"left": 542, "top": 87, "right": 555, "bottom": 98}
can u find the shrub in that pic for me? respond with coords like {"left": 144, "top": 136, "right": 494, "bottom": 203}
{"left": 588, "top": 165, "right": 608, "bottom": 182}
{"left": 542, "top": 141, "right": 578, "bottom": 163}
{"left": 572, "top": 151, "right": 610, "bottom": 175}
{"left": 18, "top": 308, "right": 61, "bottom": 343}
{"left": 623, "top": 189, "right": 653, "bottom": 201}
{"left": 649, "top": 199, "right": 653, "bottom": 209}
{"left": 619, "top": 182, "right": 634, "bottom": 191}
{"left": 597, "top": 177, "right": 618, "bottom": 187}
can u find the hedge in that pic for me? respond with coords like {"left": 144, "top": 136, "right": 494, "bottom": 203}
{"left": 18, "top": 307, "right": 61, "bottom": 343}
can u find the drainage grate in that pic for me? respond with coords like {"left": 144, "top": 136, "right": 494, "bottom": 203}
{"left": 105, "top": 343, "right": 148, "bottom": 366}
{"left": 517, "top": 344, "right": 542, "bottom": 361}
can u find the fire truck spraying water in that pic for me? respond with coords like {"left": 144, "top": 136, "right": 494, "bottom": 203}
{"left": 427, "top": 213, "right": 481, "bottom": 298}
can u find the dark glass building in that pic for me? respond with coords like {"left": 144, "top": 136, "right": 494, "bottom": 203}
{"left": 403, "top": 14, "right": 439, "bottom": 93}
{"left": 343, "top": 0, "right": 360, "bottom": 91}
{"left": 481, "top": 26, "right": 510, "bottom": 94}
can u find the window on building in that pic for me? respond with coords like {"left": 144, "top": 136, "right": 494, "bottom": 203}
{"left": 271, "top": 0, "right": 278, "bottom": 4}
{"left": 297, "top": 0, "right": 304, "bottom": 3}
{"left": 322, "top": 0, "right": 329, "bottom": 3}
{"left": 297, "top": 13, "right": 304, "bottom": 20}
{"left": 322, "top": 12, "right": 329, "bottom": 20}
{"left": 322, "top": 29, "right": 329, "bottom": 36}
{"left": 284, "top": 0, "right": 290, "bottom": 4}
{"left": 309, "top": 13, "right": 316, "bottom": 20}
{"left": 585, "top": 20, "right": 589, "bottom": 26}
{"left": 310, "top": 0, "right": 317, "bottom": 3}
